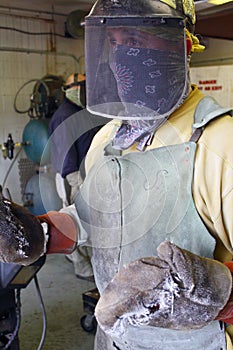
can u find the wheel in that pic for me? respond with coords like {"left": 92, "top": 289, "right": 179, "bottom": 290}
{"left": 80, "top": 314, "right": 97, "bottom": 333}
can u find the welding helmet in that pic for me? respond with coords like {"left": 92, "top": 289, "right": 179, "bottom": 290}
{"left": 85, "top": 0, "right": 196, "bottom": 120}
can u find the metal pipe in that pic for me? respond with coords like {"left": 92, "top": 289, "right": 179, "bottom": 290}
{"left": 0, "top": 46, "right": 83, "bottom": 66}
{"left": 0, "top": 4, "right": 69, "bottom": 17}
{"left": 0, "top": 2, "right": 92, "bottom": 17}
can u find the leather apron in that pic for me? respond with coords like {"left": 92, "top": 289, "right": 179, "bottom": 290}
{"left": 75, "top": 97, "right": 232, "bottom": 349}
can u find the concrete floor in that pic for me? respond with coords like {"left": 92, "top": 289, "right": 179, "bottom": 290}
{"left": 18, "top": 254, "right": 96, "bottom": 350}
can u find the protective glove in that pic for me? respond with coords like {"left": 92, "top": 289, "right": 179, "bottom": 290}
{"left": 215, "top": 261, "right": 233, "bottom": 324}
{"left": 0, "top": 188, "right": 77, "bottom": 265}
{"left": 38, "top": 211, "right": 77, "bottom": 255}
{"left": 95, "top": 241, "right": 232, "bottom": 336}
{"left": 0, "top": 188, "right": 45, "bottom": 265}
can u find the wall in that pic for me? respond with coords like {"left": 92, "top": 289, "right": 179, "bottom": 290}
{"left": 190, "top": 37, "right": 233, "bottom": 108}
{"left": 0, "top": 4, "right": 85, "bottom": 203}
{"left": 0, "top": 3, "right": 233, "bottom": 204}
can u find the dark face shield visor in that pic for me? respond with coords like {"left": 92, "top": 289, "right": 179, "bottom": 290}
{"left": 85, "top": 17, "right": 188, "bottom": 121}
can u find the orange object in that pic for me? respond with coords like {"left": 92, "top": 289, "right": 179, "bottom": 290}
{"left": 216, "top": 261, "right": 233, "bottom": 324}
{"left": 38, "top": 211, "right": 77, "bottom": 254}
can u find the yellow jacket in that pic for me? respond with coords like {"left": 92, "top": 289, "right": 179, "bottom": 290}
{"left": 85, "top": 85, "right": 233, "bottom": 348}
{"left": 86, "top": 85, "right": 233, "bottom": 262}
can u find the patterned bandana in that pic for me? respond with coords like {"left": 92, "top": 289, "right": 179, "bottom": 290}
{"left": 109, "top": 44, "right": 189, "bottom": 150}
{"left": 112, "top": 120, "right": 164, "bottom": 151}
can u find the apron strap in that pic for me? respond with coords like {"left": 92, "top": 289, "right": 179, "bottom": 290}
{"left": 190, "top": 96, "right": 233, "bottom": 143}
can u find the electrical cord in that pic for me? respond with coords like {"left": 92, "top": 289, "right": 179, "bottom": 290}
{"left": 34, "top": 275, "right": 47, "bottom": 350}
{"left": 4, "top": 188, "right": 12, "bottom": 201}
{"left": 0, "top": 26, "right": 66, "bottom": 38}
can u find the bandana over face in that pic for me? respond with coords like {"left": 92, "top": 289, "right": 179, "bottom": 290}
{"left": 109, "top": 44, "right": 190, "bottom": 150}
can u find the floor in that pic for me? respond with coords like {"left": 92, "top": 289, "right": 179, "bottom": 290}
{"left": 18, "top": 254, "right": 96, "bottom": 350}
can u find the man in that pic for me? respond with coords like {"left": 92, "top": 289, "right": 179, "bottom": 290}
{"left": 49, "top": 72, "right": 100, "bottom": 204}
{"left": 49, "top": 73, "right": 103, "bottom": 282}
{"left": 1, "top": 0, "right": 233, "bottom": 349}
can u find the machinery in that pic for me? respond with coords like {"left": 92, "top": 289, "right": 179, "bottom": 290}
{"left": 0, "top": 256, "right": 46, "bottom": 350}
{"left": 1, "top": 75, "right": 64, "bottom": 164}
{"left": 0, "top": 73, "right": 99, "bottom": 347}
{"left": 14, "top": 75, "right": 64, "bottom": 120}
{"left": 0, "top": 75, "right": 64, "bottom": 349}
{"left": 1, "top": 75, "right": 64, "bottom": 215}
{"left": 80, "top": 288, "right": 99, "bottom": 333}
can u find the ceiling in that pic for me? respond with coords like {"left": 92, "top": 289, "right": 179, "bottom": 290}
{"left": 195, "top": 1, "right": 233, "bottom": 40}
{"left": 0, "top": 0, "right": 233, "bottom": 40}
{"left": 0, "top": 0, "right": 95, "bottom": 14}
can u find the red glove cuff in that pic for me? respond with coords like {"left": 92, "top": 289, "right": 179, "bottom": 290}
{"left": 38, "top": 211, "right": 77, "bottom": 255}
{"left": 216, "top": 261, "right": 233, "bottom": 324}
{"left": 186, "top": 38, "right": 192, "bottom": 55}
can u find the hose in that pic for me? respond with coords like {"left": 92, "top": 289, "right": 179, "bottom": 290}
{"left": 34, "top": 275, "right": 47, "bottom": 350}
{"left": 13, "top": 79, "right": 49, "bottom": 116}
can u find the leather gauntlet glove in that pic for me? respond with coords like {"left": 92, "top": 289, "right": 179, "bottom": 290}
{"left": 0, "top": 189, "right": 77, "bottom": 265}
{"left": 38, "top": 211, "right": 77, "bottom": 255}
{"left": 0, "top": 190, "right": 45, "bottom": 265}
{"left": 95, "top": 241, "right": 232, "bottom": 336}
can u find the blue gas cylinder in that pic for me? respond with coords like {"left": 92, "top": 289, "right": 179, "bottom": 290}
{"left": 24, "top": 172, "right": 62, "bottom": 215}
{"left": 22, "top": 119, "right": 50, "bottom": 165}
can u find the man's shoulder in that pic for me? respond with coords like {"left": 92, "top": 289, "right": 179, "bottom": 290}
{"left": 60, "top": 98, "right": 82, "bottom": 115}
{"left": 199, "top": 112, "right": 233, "bottom": 167}
{"left": 50, "top": 99, "right": 82, "bottom": 127}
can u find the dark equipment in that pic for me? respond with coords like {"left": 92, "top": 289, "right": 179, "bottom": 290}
{"left": 0, "top": 256, "right": 45, "bottom": 349}
{"left": 31, "top": 75, "right": 64, "bottom": 119}
{"left": 13, "top": 75, "right": 64, "bottom": 120}
{"left": 80, "top": 288, "right": 99, "bottom": 333}
{"left": 3, "top": 135, "right": 14, "bottom": 160}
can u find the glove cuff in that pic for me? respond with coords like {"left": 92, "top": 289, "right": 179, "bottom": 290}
{"left": 216, "top": 261, "right": 233, "bottom": 324}
{"left": 38, "top": 211, "right": 77, "bottom": 255}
